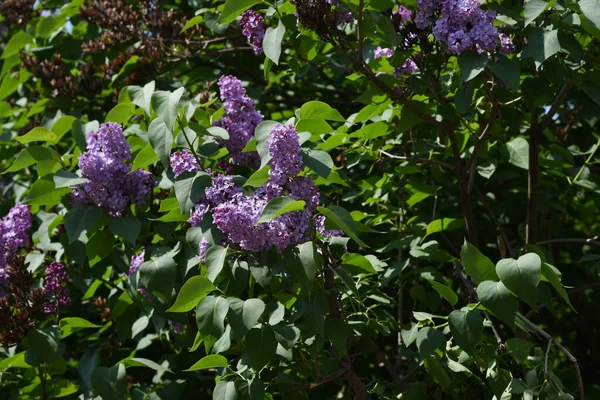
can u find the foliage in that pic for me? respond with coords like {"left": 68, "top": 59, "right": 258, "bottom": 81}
{"left": 1, "top": 0, "right": 600, "bottom": 399}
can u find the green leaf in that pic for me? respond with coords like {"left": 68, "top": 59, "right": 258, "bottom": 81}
{"left": 341, "top": 252, "right": 376, "bottom": 274}
{"left": 86, "top": 229, "right": 115, "bottom": 266}
{"left": 91, "top": 364, "right": 127, "bottom": 400}
{"left": 317, "top": 205, "right": 369, "bottom": 247}
{"left": 504, "top": 137, "right": 530, "bottom": 170}
{"left": 489, "top": 56, "right": 520, "bottom": 91}
{"left": 196, "top": 295, "right": 229, "bottom": 338}
{"left": 15, "top": 127, "right": 56, "bottom": 144}
{"left": 108, "top": 216, "right": 141, "bottom": 245}
{"left": 300, "top": 101, "right": 346, "bottom": 121}
{"left": 506, "top": 338, "right": 534, "bottom": 363}
{"left": 139, "top": 255, "right": 177, "bottom": 302}
{"left": 416, "top": 327, "right": 444, "bottom": 359}
{"left": 64, "top": 206, "right": 103, "bottom": 244}
{"left": 174, "top": 171, "right": 211, "bottom": 213}
{"left": 423, "top": 355, "right": 452, "bottom": 392}
{"left": 205, "top": 245, "right": 228, "bottom": 282}
{"left": 425, "top": 218, "right": 465, "bottom": 238}
{"left": 53, "top": 169, "right": 88, "bottom": 188}
{"left": 263, "top": 19, "right": 285, "bottom": 65}
{"left": 448, "top": 310, "right": 483, "bottom": 355}
{"left": 127, "top": 81, "right": 155, "bottom": 116}
{"left": 244, "top": 326, "right": 278, "bottom": 371}
{"left": 227, "top": 298, "right": 265, "bottom": 338}
{"left": 3, "top": 146, "right": 60, "bottom": 174}
{"left": 302, "top": 148, "right": 334, "bottom": 179}
{"left": 461, "top": 240, "right": 498, "bottom": 285}
{"left": 27, "top": 326, "right": 60, "bottom": 362}
{"left": 540, "top": 262, "right": 574, "bottom": 310}
{"left": 524, "top": 0, "right": 550, "bottom": 27}
{"left": 579, "top": 0, "right": 600, "bottom": 30}
{"left": 185, "top": 354, "right": 227, "bottom": 371}
{"left": 59, "top": 317, "right": 101, "bottom": 339}
{"left": 458, "top": 51, "right": 488, "bottom": 81}
{"left": 244, "top": 165, "right": 270, "bottom": 187}
{"left": 325, "top": 318, "right": 350, "bottom": 356}
{"left": 476, "top": 280, "right": 518, "bottom": 328}
{"left": 1, "top": 32, "right": 33, "bottom": 59}
{"left": 151, "top": 87, "right": 184, "bottom": 130}
{"left": 218, "top": 0, "right": 262, "bottom": 24}
{"left": 257, "top": 197, "right": 306, "bottom": 223}
{"left": 181, "top": 15, "right": 204, "bottom": 32}
{"left": 213, "top": 380, "right": 238, "bottom": 400}
{"left": 522, "top": 28, "right": 560, "bottom": 69}
{"left": 496, "top": 253, "right": 541, "bottom": 310}
{"left": 430, "top": 281, "right": 458, "bottom": 306}
{"left": 105, "top": 103, "right": 133, "bottom": 124}
{"left": 297, "top": 241, "right": 321, "bottom": 290}
{"left": 132, "top": 144, "right": 160, "bottom": 170}
{"left": 148, "top": 118, "right": 173, "bottom": 169}
{"left": 167, "top": 276, "right": 215, "bottom": 312}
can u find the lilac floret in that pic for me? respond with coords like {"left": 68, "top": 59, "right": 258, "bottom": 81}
{"left": 415, "top": 0, "right": 501, "bottom": 54}
{"left": 171, "top": 149, "right": 200, "bottom": 178}
{"left": 214, "top": 76, "right": 263, "bottom": 166}
{"left": 0, "top": 204, "right": 31, "bottom": 291}
{"left": 43, "top": 262, "right": 71, "bottom": 314}
{"left": 239, "top": 10, "right": 265, "bottom": 55}
{"left": 128, "top": 250, "right": 145, "bottom": 276}
{"left": 72, "top": 123, "right": 156, "bottom": 216}
{"left": 168, "top": 320, "right": 185, "bottom": 333}
{"left": 267, "top": 124, "right": 303, "bottom": 186}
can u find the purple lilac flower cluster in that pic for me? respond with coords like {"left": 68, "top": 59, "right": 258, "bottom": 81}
{"left": 373, "top": 47, "right": 419, "bottom": 76}
{"left": 0, "top": 204, "right": 31, "bottom": 292}
{"left": 168, "top": 319, "right": 185, "bottom": 333}
{"left": 267, "top": 124, "right": 303, "bottom": 185}
{"left": 128, "top": 250, "right": 145, "bottom": 276}
{"left": 127, "top": 250, "right": 156, "bottom": 301}
{"left": 190, "top": 123, "right": 339, "bottom": 253}
{"left": 213, "top": 76, "right": 263, "bottom": 166}
{"left": 415, "top": 0, "right": 512, "bottom": 54}
{"left": 394, "top": 5, "right": 413, "bottom": 25}
{"left": 72, "top": 123, "right": 156, "bottom": 216}
{"left": 43, "top": 262, "right": 71, "bottom": 313}
{"left": 239, "top": 10, "right": 265, "bottom": 55}
{"left": 170, "top": 149, "right": 200, "bottom": 178}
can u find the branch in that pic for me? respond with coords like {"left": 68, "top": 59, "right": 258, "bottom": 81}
{"left": 447, "top": 129, "right": 479, "bottom": 247}
{"left": 519, "top": 315, "right": 584, "bottom": 399}
{"left": 526, "top": 108, "right": 540, "bottom": 244}
{"left": 474, "top": 186, "right": 514, "bottom": 258}
{"left": 378, "top": 150, "right": 455, "bottom": 170}
{"left": 535, "top": 236, "right": 600, "bottom": 248}
{"left": 540, "top": 82, "right": 573, "bottom": 129}
{"left": 467, "top": 100, "right": 499, "bottom": 194}
{"left": 318, "top": 242, "right": 370, "bottom": 399}
{"left": 38, "top": 366, "right": 48, "bottom": 400}
{"left": 285, "top": 367, "right": 347, "bottom": 395}
{"left": 357, "top": 0, "right": 365, "bottom": 62}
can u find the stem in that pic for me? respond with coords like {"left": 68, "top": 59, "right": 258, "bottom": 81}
{"left": 572, "top": 136, "right": 600, "bottom": 184}
{"left": 357, "top": 0, "right": 365, "bottom": 62}
{"left": 535, "top": 236, "right": 600, "bottom": 248}
{"left": 526, "top": 108, "right": 540, "bottom": 245}
{"left": 519, "top": 314, "right": 584, "bottom": 399}
{"left": 38, "top": 366, "right": 48, "bottom": 400}
{"left": 177, "top": 117, "right": 203, "bottom": 167}
{"left": 447, "top": 129, "right": 479, "bottom": 247}
{"left": 379, "top": 150, "right": 455, "bottom": 170}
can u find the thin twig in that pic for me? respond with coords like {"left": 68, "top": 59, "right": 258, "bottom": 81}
{"left": 526, "top": 108, "right": 540, "bottom": 245}
{"left": 535, "top": 236, "right": 600, "bottom": 247}
{"left": 519, "top": 315, "right": 584, "bottom": 400}
{"left": 285, "top": 367, "right": 347, "bottom": 395}
{"left": 447, "top": 129, "right": 479, "bottom": 246}
{"left": 357, "top": 0, "right": 365, "bottom": 62}
{"left": 475, "top": 186, "right": 514, "bottom": 258}
{"left": 544, "top": 338, "right": 553, "bottom": 381}
{"left": 38, "top": 366, "right": 48, "bottom": 400}
{"left": 378, "top": 150, "right": 455, "bottom": 170}
{"left": 392, "top": 362, "right": 425, "bottom": 390}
